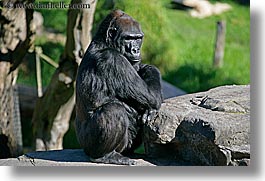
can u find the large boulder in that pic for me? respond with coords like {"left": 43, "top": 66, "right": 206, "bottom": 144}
{"left": 144, "top": 85, "right": 250, "bottom": 166}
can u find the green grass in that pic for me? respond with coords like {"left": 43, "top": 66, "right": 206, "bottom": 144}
{"left": 162, "top": 0, "right": 250, "bottom": 92}
{"left": 35, "top": 0, "right": 70, "bottom": 34}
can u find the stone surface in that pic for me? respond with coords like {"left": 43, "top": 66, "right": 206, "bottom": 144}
{"left": 0, "top": 149, "right": 155, "bottom": 166}
{"left": 0, "top": 148, "right": 197, "bottom": 166}
{"left": 144, "top": 85, "right": 250, "bottom": 166}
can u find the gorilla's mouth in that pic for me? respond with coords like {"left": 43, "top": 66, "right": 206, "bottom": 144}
{"left": 124, "top": 53, "right": 141, "bottom": 63}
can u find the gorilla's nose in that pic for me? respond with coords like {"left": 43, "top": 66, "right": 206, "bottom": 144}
{"left": 131, "top": 47, "right": 140, "bottom": 56}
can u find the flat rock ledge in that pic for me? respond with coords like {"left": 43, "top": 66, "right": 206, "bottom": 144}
{"left": 0, "top": 149, "right": 155, "bottom": 166}
{"left": 0, "top": 85, "right": 250, "bottom": 166}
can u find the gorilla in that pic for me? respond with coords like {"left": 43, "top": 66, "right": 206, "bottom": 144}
{"left": 75, "top": 10, "right": 163, "bottom": 165}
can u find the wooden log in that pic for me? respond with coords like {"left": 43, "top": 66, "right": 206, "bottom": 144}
{"left": 213, "top": 20, "right": 226, "bottom": 68}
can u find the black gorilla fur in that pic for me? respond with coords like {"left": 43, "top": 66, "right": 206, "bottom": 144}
{"left": 75, "top": 10, "right": 163, "bottom": 165}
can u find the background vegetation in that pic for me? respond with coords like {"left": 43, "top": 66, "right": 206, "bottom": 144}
{"left": 17, "top": 0, "right": 250, "bottom": 149}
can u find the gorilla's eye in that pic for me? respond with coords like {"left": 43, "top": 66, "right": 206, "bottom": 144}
{"left": 123, "top": 36, "right": 133, "bottom": 41}
{"left": 124, "top": 34, "right": 143, "bottom": 41}
{"left": 124, "top": 37, "right": 131, "bottom": 41}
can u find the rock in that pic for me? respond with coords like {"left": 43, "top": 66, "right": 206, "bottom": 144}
{"left": 0, "top": 149, "right": 155, "bottom": 166}
{"left": 144, "top": 85, "right": 250, "bottom": 166}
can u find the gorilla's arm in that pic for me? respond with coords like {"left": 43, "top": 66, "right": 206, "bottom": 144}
{"left": 138, "top": 64, "right": 163, "bottom": 123}
{"left": 95, "top": 49, "right": 161, "bottom": 111}
{"left": 138, "top": 64, "right": 163, "bottom": 105}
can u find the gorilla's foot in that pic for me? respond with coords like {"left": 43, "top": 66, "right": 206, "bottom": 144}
{"left": 90, "top": 151, "right": 136, "bottom": 165}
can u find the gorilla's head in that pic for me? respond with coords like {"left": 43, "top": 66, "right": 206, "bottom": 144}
{"left": 95, "top": 10, "right": 144, "bottom": 63}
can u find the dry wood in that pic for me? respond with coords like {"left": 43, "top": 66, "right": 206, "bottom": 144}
{"left": 35, "top": 49, "right": 43, "bottom": 97}
{"left": 0, "top": 0, "right": 35, "bottom": 158}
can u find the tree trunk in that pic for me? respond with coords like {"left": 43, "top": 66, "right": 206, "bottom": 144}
{"left": 0, "top": 0, "right": 35, "bottom": 158}
{"left": 32, "top": 0, "right": 97, "bottom": 151}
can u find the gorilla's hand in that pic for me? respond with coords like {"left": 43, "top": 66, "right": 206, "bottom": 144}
{"left": 142, "top": 109, "right": 158, "bottom": 124}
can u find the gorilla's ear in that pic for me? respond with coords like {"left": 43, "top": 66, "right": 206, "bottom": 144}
{"left": 107, "top": 27, "right": 117, "bottom": 39}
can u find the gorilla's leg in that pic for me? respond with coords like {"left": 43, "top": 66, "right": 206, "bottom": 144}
{"left": 82, "top": 102, "right": 136, "bottom": 165}
{"left": 118, "top": 103, "right": 143, "bottom": 156}
{"left": 122, "top": 128, "right": 143, "bottom": 157}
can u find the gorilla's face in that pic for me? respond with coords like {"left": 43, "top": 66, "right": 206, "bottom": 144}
{"left": 121, "top": 33, "right": 143, "bottom": 62}
{"left": 106, "top": 11, "right": 144, "bottom": 64}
